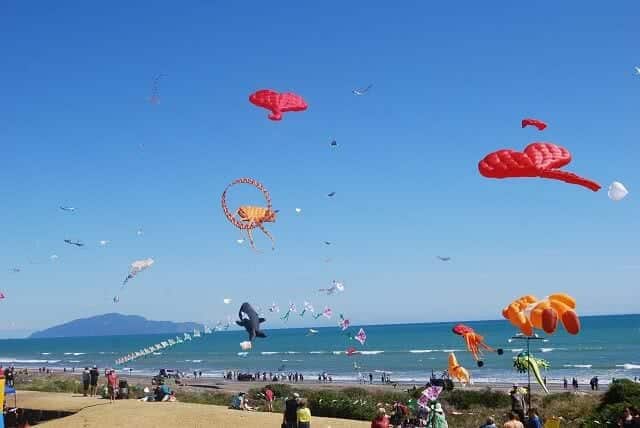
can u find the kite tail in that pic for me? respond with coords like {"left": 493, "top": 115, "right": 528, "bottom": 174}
{"left": 527, "top": 357, "right": 550, "bottom": 394}
{"left": 221, "top": 177, "right": 273, "bottom": 230}
{"left": 539, "top": 170, "right": 601, "bottom": 192}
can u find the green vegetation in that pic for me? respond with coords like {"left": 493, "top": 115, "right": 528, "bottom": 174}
{"left": 15, "top": 374, "right": 640, "bottom": 427}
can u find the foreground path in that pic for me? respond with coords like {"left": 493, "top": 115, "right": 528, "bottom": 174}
{"left": 18, "top": 391, "right": 368, "bottom": 428}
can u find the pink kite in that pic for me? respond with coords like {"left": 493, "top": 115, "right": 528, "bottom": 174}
{"left": 249, "top": 89, "right": 308, "bottom": 121}
{"left": 0, "top": 292, "right": 4, "bottom": 299}
{"left": 339, "top": 315, "right": 350, "bottom": 331}
{"left": 346, "top": 347, "right": 357, "bottom": 356}
{"left": 418, "top": 386, "right": 443, "bottom": 407}
{"left": 354, "top": 328, "right": 367, "bottom": 345}
{"left": 478, "top": 142, "right": 601, "bottom": 191}
{"left": 522, "top": 118, "right": 547, "bottom": 131}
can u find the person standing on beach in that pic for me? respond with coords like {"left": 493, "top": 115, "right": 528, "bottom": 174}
{"left": 89, "top": 365, "right": 99, "bottom": 397}
{"left": 563, "top": 377, "right": 568, "bottom": 389}
{"left": 82, "top": 367, "right": 90, "bottom": 396}
{"left": 107, "top": 369, "right": 118, "bottom": 403}
{"left": 297, "top": 398, "right": 311, "bottom": 428}
{"left": 509, "top": 386, "right": 526, "bottom": 423}
{"left": 504, "top": 412, "right": 524, "bottom": 428}
{"left": 283, "top": 393, "right": 299, "bottom": 428}
{"left": 369, "top": 373, "right": 373, "bottom": 384}
{"left": 264, "top": 386, "right": 274, "bottom": 412}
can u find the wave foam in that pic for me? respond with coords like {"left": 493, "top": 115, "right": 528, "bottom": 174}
{"left": 563, "top": 364, "right": 592, "bottom": 368}
{"left": 360, "top": 351, "right": 384, "bottom": 355}
{"left": 409, "top": 350, "right": 433, "bottom": 354}
{"left": 616, "top": 364, "right": 640, "bottom": 370}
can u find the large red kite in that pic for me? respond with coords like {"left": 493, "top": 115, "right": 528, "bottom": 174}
{"left": 249, "top": 89, "right": 308, "bottom": 121}
{"left": 478, "top": 142, "right": 601, "bottom": 191}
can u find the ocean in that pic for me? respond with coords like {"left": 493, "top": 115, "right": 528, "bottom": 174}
{"left": 1, "top": 315, "right": 639, "bottom": 385}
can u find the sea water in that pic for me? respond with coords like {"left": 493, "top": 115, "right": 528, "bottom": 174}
{"left": 1, "top": 315, "right": 638, "bottom": 385}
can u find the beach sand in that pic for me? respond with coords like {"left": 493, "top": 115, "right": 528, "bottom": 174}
{"left": 18, "top": 391, "right": 368, "bottom": 427}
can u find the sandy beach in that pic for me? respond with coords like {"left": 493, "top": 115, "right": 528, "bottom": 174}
{"left": 16, "top": 391, "right": 369, "bottom": 427}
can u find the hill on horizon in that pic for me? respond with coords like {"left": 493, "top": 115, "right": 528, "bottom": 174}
{"left": 29, "top": 313, "right": 204, "bottom": 339}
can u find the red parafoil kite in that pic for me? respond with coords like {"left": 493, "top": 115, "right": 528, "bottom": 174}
{"left": 249, "top": 89, "right": 308, "bottom": 121}
{"left": 478, "top": 142, "right": 601, "bottom": 191}
{"left": 522, "top": 118, "right": 547, "bottom": 131}
{"left": 452, "top": 324, "right": 503, "bottom": 367}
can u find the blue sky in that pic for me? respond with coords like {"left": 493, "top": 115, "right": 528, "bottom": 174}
{"left": 1, "top": 1, "right": 639, "bottom": 337}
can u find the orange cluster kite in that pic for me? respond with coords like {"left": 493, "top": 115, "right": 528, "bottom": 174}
{"left": 502, "top": 293, "right": 580, "bottom": 336}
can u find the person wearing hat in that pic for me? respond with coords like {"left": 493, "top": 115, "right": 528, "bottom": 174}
{"left": 371, "top": 407, "right": 390, "bottom": 428}
{"left": 89, "top": 365, "right": 99, "bottom": 397}
{"left": 430, "top": 403, "right": 448, "bottom": 428}
{"left": 283, "top": 393, "right": 299, "bottom": 428}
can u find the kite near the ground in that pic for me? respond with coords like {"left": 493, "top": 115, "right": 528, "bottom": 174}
{"left": 354, "top": 328, "right": 367, "bottom": 345}
{"left": 249, "top": 89, "right": 308, "bottom": 121}
{"left": 514, "top": 352, "right": 549, "bottom": 393}
{"left": 64, "top": 239, "right": 84, "bottom": 247}
{"left": 608, "top": 181, "right": 629, "bottom": 201}
{"left": 479, "top": 142, "right": 601, "bottom": 191}
{"left": 237, "top": 302, "right": 266, "bottom": 343}
{"left": 503, "top": 293, "right": 580, "bottom": 336}
{"left": 352, "top": 84, "right": 373, "bottom": 96}
{"left": 521, "top": 118, "right": 547, "bottom": 131}
{"left": 123, "top": 258, "right": 155, "bottom": 285}
{"left": 447, "top": 352, "right": 470, "bottom": 383}
{"left": 59, "top": 206, "right": 76, "bottom": 212}
{"left": 452, "top": 324, "right": 503, "bottom": 367}
{"left": 221, "top": 177, "right": 277, "bottom": 251}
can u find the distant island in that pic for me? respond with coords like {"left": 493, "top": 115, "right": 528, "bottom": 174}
{"left": 29, "top": 313, "right": 204, "bottom": 339}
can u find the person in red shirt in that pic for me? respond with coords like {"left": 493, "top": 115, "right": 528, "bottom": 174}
{"left": 372, "top": 407, "right": 390, "bottom": 428}
{"left": 264, "top": 387, "right": 274, "bottom": 412}
{"left": 107, "top": 370, "right": 118, "bottom": 403}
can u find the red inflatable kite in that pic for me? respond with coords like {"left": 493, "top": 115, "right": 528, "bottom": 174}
{"left": 478, "top": 142, "right": 601, "bottom": 191}
{"left": 249, "top": 89, "right": 308, "bottom": 121}
{"left": 522, "top": 118, "right": 547, "bottom": 131}
{"left": 452, "top": 324, "right": 503, "bottom": 367}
